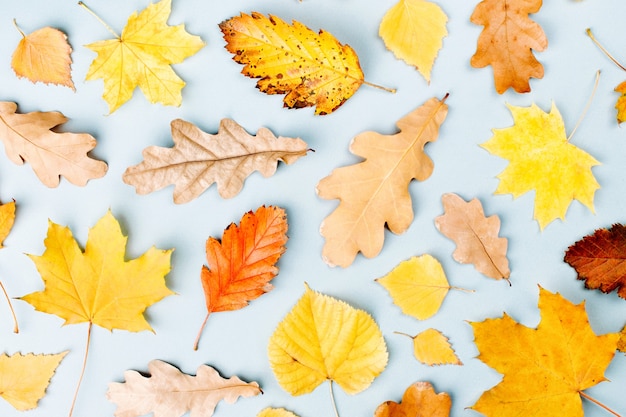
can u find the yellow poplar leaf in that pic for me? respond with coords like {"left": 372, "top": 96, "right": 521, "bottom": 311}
{"left": 0, "top": 351, "right": 67, "bottom": 411}
{"left": 376, "top": 255, "right": 450, "bottom": 320}
{"left": 258, "top": 408, "right": 300, "bottom": 417}
{"left": 11, "top": 22, "right": 74, "bottom": 90}
{"left": 268, "top": 284, "right": 388, "bottom": 396}
{"left": 374, "top": 381, "right": 451, "bottom": 417}
{"left": 398, "top": 328, "right": 462, "bottom": 366}
{"left": 84, "top": 0, "right": 205, "bottom": 113}
{"left": 220, "top": 12, "right": 366, "bottom": 115}
{"left": 614, "top": 81, "right": 626, "bottom": 124}
{"left": 379, "top": 0, "right": 448, "bottom": 82}
{"left": 318, "top": 96, "right": 448, "bottom": 267}
{"left": 481, "top": 102, "right": 600, "bottom": 230}
{"left": 0, "top": 201, "right": 16, "bottom": 248}
{"left": 470, "top": 287, "right": 618, "bottom": 417}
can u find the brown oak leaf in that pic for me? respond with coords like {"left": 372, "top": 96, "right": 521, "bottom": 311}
{"left": 374, "top": 381, "right": 451, "bottom": 417}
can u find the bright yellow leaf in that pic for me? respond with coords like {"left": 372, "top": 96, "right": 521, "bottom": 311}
{"left": 0, "top": 201, "right": 16, "bottom": 248}
{"left": 268, "top": 284, "right": 388, "bottom": 396}
{"left": 481, "top": 102, "right": 600, "bottom": 230}
{"left": 377, "top": 255, "right": 450, "bottom": 320}
{"left": 0, "top": 351, "right": 67, "bottom": 411}
{"left": 471, "top": 287, "right": 618, "bottom": 417}
{"left": 258, "top": 408, "right": 300, "bottom": 417}
{"left": 399, "top": 328, "right": 462, "bottom": 366}
{"left": 614, "top": 81, "right": 626, "bottom": 124}
{"left": 84, "top": 0, "right": 204, "bottom": 113}
{"left": 379, "top": 0, "right": 448, "bottom": 82}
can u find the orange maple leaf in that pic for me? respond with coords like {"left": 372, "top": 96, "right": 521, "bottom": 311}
{"left": 374, "top": 381, "right": 451, "bottom": 417}
{"left": 194, "top": 206, "right": 288, "bottom": 350}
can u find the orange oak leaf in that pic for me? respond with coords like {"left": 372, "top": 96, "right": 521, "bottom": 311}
{"left": 123, "top": 119, "right": 309, "bottom": 203}
{"left": 470, "top": 0, "right": 547, "bottom": 93}
{"left": 11, "top": 21, "right": 74, "bottom": 90}
{"left": 0, "top": 102, "right": 107, "bottom": 187}
{"left": 194, "top": 205, "right": 288, "bottom": 350}
{"left": 434, "top": 193, "right": 509, "bottom": 280}
{"left": 374, "top": 381, "right": 451, "bottom": 417}
{"left": 317, "top": 95, "right": 448, "bottom": 267}
{"left": 564, "top": 224, "right": 626, "bottom": 299}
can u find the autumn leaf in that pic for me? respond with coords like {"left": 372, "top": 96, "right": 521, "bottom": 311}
{"left": 20, "top": 210, "right": 173, "bottom": 416}
{"left": 564, "top": 224, "right": 626, "bottom": 299}
{"left": 470, "top": 287, "right": 619, "bottom": 417}
{"left": 379, "top": 0, "right": 448, "bottom": 82}
{"left": 107, "top": 360, "right": 261, "bottom": 417}
{"left": 220, "top": 12, "right": 392, "bottom": 115}
{"left": 481, "top": 102, "right": 600, "bottom": 230}
{"left": 123, "top": 119, "right": 309, "bottom": 203}
{"left": 0, "top": 102, "right": 107, "bottom": 187}
{"left": 396, "top": 329, "right": 461, "bottom": 366}
{"left": 82, "top": 0, "right": 205, "bottom": 113}
{"left": 268, "top": 284, "right": 387, "bottom": 414}
{"left": 0, "top": 200, "right": 19, "bottom": 333}
{"left": 11, "top": 20, "right": 74, "bottom": 90}
{"left": 470, "top": 0, "right": 547, "bottom": 93}
{"left": 194, "top": 205, "right": 288, "bottom": 350}
{"left": 318, "top": 95, "right": 448, "bottom": 267}
{"left": 258, "top": 408, "right": 300, "bottom": 417}
{"left": 434, "top": 193, "right": 509, "bottom": 280}
{"left": 0, "top": 351, "right": 67, "bottom": 411}
{"left": 376, "top": 255, "right": 455, "bottom": 320}
{"left": 374, "top": 381, "right": 451, "bottom": 417}
{"left": 619, "top": 325, "right": 626, "bottom": 354}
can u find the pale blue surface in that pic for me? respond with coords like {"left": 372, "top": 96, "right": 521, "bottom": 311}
{"left": 1, "top": 0, "right": 626, "bottom": 416}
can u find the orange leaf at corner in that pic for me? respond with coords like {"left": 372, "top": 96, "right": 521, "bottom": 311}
{"left": 374, "top": 381, "right": 451, "bottom": 417}
{"left": 470, "top": 287, "right": 619, "bottom": 417}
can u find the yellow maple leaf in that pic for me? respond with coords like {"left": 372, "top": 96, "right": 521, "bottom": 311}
{"left": 376, "top": 255, "right": 451, "bottom": 320}
{"left": 268, "top": 284, "right": 387, "bottom": 412}
{"left": 379, "top": 0, "right": 448, "bottom": 82}
{"left": 471, "top": 287, "right": 618, "bottom": 417}
{"left": 481, "top": 102, "right": 600, "bottom": 230}
{"left": 83, "top": 0, "right": 204, "bottom": 113}
{"left": 397, "top": 329, "right": 462, "bottom": 366}
{"left": 0, "top": 351, "right": 67, "bottom": 411}
{"left": 258, "top": 408, "right": 300, "bottom": 417}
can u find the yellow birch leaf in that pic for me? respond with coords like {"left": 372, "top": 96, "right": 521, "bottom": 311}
{"left": 258, "top": 408, "right": 300, "bottom": 417}
{"left": 398, "top": 328, "right": 462, "bottom": 366}
{"left": 11, "top": 22, "right": 74, "bottom": 90}
{"left": 268, "top": 284, "right": 388, "bottom": 397}
{"left": 481, "top": 102, "right": 600, "bottom": 230}
{"left": 379, "top": 0, "right": 448, "bottom": 82}
{"left": 84, "top": 0, "right": 205, "bottom": 113}
{"left": 0, "top": 201, "right": 16, "bottom": 248}
{"left": 377, "top": 255, "right": 450, "bottom": 320}
{"left": 0, "top": 351, "right": 67, "bottom": 411}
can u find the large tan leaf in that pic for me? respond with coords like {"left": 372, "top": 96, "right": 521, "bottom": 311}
{"left": 317, "top": 96, "right": 448, "bottom": 267}
{"left": 107, "top": 360, "right": 261, "bottom": 417}
{"left": 123, "top": 119, "right": 309, "bottom": 203}
{"left": 374, "top": 381, "right": 451, "bottom": 417}
{"left": 0, "top": 102, "right": 107, "bottom": 187}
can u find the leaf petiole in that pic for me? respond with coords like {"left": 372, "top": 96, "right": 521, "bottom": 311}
{"left": 68, "top": 322, "right": 93, "bottom": 417}
{"left": 0, "top": 279, "right": 18, "bottom": 333}
{"left": 329, "top": 380, "right": 340, "bottom": 417}
{"left": 78, "top": 2, "right": 120, "bottom": 38}
{"left": 193, "top": 312, "right": 210, "bottom": 351}
{"left": 12, "top": 19, "right": 26, "bottom": 38}
{"left": 567, "top": 69, "right": 600, "bottom": 143}
{"left": 586, "top": 28, "right": 626, "bottom": 72}
{"left": 579, "top": 390, "right": 622, "bottom": 417}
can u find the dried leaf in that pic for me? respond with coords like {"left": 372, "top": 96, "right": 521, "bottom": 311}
{"left": 0, "top": 351, "right": 67, "bottom": 411}
{"left": 0, "top": 200, "right": 16, "bottom": 248}
{"left": 84, "top": 0, "right": 204, "bottom": 113}
{"left": 0, "top": 102, "right": 107, "bottom": 187}
{"left": 564, "top": 224, "right": 626, "bottom": 299}
{"left": 268, "top": 284, "right": 388, "bottom": 396}
{"left": 379, "top": 0, "right": 448, "bottom": 82}
{"left": 481, "top": 102, "right": 599, "bottom": 230}
{"left": 470, "top": 0, "right": 547, "bottom": 93}
{"left": 470, "top": 288, "right": 618, "bottom": 416}
{"left": 123, "top": 119, "right": 309, "bottom": 203}
{"left": 194, "top": 205, "right": 287, "bottom": 350}
{"left": 615, "top": 81, "right": 626, "bottom": 123}
{"left": 318, "top": 95, "right": 448, "bottom": 267}
{"left": 220, "top": 12, "right": 365, "bottom": 115}
{"left": 11, "top": 22, "right": 74, "bottom": 90}
{"left": 107, "top": 360, "right": 261, "bottom": 417}
{"left": 374, "top": 381, "right": 451, "bottom": 417}
{"left": 618, "top": 325, "right": 626, "bottom": 354}
{"left": 398, "top": 329, "right": 462, "bottom": 366}
{"left": 376, "top": 254, "right": 451, "bottom": 320}
{"left": 434, "top": 193, "right": 509, "bottom": 280}
{"left": 258, "top": 408, "right": 300, "bottom": 417}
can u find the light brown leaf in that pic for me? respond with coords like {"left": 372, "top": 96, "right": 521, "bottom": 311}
{"left": 123, "top": 119, "right": 309, "bottom": 203}
{"left": 107, "top": 360, "right": 262, "bottom": 417}
{"left": 434, "top": 193, "right": 509, "bottom": 280}
{"left": 0, "top": 102, "right": 107, "bottom": 187}
{"left": 374, "top": 381, "right": 451, "bottom": 417}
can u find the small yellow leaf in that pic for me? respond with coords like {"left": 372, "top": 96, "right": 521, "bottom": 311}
{"left": 377, "top": 255, "right": 450, "bottom": 320}
{"left": 268, "top": 284, "right": 388, "bottom": 396}
{"left": 618, "top": 324, "right": 626, "bottom": 354}
{"left": 0, "top": 201, "right": 16, "bottom": 248}
{"left": 0, "top": 351, "right": 67, "bottom": 411}
{"left": 400, "top": 329, "right": 462, "bottom": 366}
{"left": 379, "top": 0, "right": 448, "bottom": 82}
{"left": 614, "top": 81, "right": 626, "bottom": 124}
{"left": 258, "top": 408, "right": 300, "bottom": 417}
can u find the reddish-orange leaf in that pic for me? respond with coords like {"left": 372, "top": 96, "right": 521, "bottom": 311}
{"left": 564, "top": 224, "right": 626, "bottom": 299}
{"left": 374, "top": 381, "right": 451, "bottom": 417}
{"left": 194, "top": 205, "right": 288, "bottom": 350}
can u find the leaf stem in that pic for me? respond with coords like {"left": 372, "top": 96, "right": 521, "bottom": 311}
{"left": 12, "top": 19, "right": 26, "bottom": 38}
{"left": 567, "top": 69, "right": 600, "bottom": 143}
{"left": 78, "top": 2, "right": 120, "bottom": 38}
{"left": 68, "top": 322, "right": 92, "bottom": 417}
{"left": 0, "top": 279, "right": 18, "bottom": 333}
{"left": 586, "top": 28, "right": 626, "bottom": 72}
{"left": 579, "top": 390, "right": 622, "bottom": 417}
{"left": 328, "top": 380, "right": 340, "bottom": 417}
{"left": 449, "top": 286, "right": 476, "bottom": 293}
{"left": 362, "top": 80, "right": 396, "bottom": 94}
{"left": 193, "top": 312, "right": 210, "bottom": 351}
{"left": 394, "top": 331, "right": 414, "bottom": 339}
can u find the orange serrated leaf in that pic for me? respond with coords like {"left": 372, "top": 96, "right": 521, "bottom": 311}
{"left": 374, "top": 381, "right": 451, "bottom": 417}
